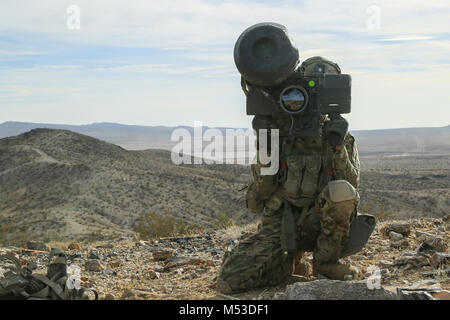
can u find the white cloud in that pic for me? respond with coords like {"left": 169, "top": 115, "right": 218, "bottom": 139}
{"left": 376, "top": 36, "right": 434, "bottom": 42}
{"left": 0, "top": 0, "right": 449, "bottom": 129}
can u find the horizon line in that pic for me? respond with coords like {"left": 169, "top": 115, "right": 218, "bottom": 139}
{"left": 0, "top": 120, "right": 449, "bottom": 132}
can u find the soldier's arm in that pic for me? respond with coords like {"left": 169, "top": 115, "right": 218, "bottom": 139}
{"left": 331, "top": 132, "right": 360, "bottom": 188}
{"left": 246, "top": 129, "right": 279, "bottom": 213}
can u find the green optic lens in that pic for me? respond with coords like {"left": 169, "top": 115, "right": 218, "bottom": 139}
{"left": 308, "top": 80, "right": 315, "bottom": 87}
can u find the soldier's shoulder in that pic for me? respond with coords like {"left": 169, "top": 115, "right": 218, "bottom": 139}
{"left": 345, "top": 131, "right": 356, "bottom": 143}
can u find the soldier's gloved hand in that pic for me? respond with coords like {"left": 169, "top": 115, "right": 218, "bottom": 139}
{"left": 325, "top": 114, "right": 348, "bottom": 149}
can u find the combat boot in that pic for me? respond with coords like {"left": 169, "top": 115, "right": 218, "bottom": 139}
{"left": 312, "top": 260, "right": 359, "bottom": 280}
{"left": 293, "top": 251, "right": 312, "bottom": 277}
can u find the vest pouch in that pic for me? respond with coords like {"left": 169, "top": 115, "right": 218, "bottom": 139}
{"left": 301, "top": 154, "right": 322, "bottom": 198}
{"left": 284, "top": 154, "right": 321, "bottom": 198}
{"left": 284, "top": 155, "right": 305, "bottom": 198}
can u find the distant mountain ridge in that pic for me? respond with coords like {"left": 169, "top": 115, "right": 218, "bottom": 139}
{"left": 1, "top": 121, "right": 449, "bottom": 154}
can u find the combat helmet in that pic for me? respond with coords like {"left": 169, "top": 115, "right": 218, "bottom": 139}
{"left": 300, "top": 56, "right": 341, "bottom": 76}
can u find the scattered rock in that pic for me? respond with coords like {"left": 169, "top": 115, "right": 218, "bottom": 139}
{"left": 273, "top": 279, "right": 397, "bottom": 300}
{"left": 397, "top": 280, "right": 445, "bottom": 300}
{"left": 422, "top": 268, "right": 450, "bottom": 277}
{"left": 397, "top": 289, "right": 434, "bottom": 300}
{"left": 188, "top": 258, "right": 215, "bottom": 267}
{"left": 175, "top": 268, "right": 184, "bottom": 274}
{"left": 96, "top": 243, "right": 113, "bottom": 249}
{"left": 1, "top": 216, "right": 448, "bottom": 300}
{"left": 88, "top": 252, "right": 100, "bottom": 260}
{"left": 423, "top": 236, "right": 448, "bottom": 253}
{"left": 104, "top": 293, "right": 115, "bottom": 300}
{"left": 154, "top": 265, "right": 164, "bottom": 273}
{"left": 163, "top": 256, "right": 213, "bottom": 270}
{"left": 408, "top": 279, "right": 441, "bottom": 290}
{"left": 416, "top": 230, "right": 436, "bottom": 239}
{"left": 152, "top": 249, "right": 175, "bottom": 261}
{"left": 393, "top": 254, "right": 429, "bottom": 268}
{"left": 68, "top": 243, "right": 81, "bottom": 250}
{"left": 26, "top": 241, "right": 49, "bottom": 251}
{"left": 379, "top": 260, "right": 394, "bottom": 268}
{"left": 210, "top": 249, "right": 223, "bottom": 256}
{"left": 85, "top": 259, "right": 105, "bottom": 272}
{"left": 430, "top": 252, "right": 450, "bottom": 268}
{"left": 120, "top": 289, "right": 136, "bottom": 300}
{"left": 108, "top": 259, "right": 121, "bottom": 268}
{"left": 415, "top": 242, "right": 436, "bottom": 253}
{"left": 389, "top": 231, "right": 404, "bottom": 241}
{"left": 103, "top": 268, "right": 115, "bottom": 276}
{"left": 164, "top": 256, "right": 192, "bottom": 269}
{"left": 182, "top": 273, "right": 198, "bottom": 280}
{"left": 147, "top": 270, "right": 160, "bottom": 279}
{"left": 381, "top": 222, "right": 411, "bottom": 237}
{"left": 135, "top": 240, "right": 147, "bottom": 247}
{"left": 68, "top": 253, "right": 82, "bottom": 260}
{"left": 390, "top": 239, "right": 409, "bottom": 249}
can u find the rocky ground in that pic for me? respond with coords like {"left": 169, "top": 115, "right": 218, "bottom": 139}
{"left": 1, "top": 216, "right": 449, "bottom": 300}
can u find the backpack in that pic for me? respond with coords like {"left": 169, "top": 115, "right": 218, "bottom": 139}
{"left": 0, "top": 249, "right": 98, "bottom": 300}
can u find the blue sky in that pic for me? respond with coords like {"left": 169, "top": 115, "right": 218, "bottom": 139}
{"left": 0, "top": 0, "right": 449, "bottom": 130}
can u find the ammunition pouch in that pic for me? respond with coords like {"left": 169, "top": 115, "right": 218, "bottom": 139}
{"left": 284, "top": 154, "right": 321, "bottom": 199}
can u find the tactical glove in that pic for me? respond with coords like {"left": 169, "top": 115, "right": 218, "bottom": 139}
{"left": 325, "top": 114, "right": 348, "bottom": 149}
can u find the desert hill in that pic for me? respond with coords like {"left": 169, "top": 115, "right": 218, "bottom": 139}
{"left": 0, "top": 129, "right": 253, "bottom": 244}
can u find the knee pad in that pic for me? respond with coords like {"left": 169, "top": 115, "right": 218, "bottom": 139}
{"left": 327, "top": 180, "right": 358, "bottom": 203}
{"left": 317, "top": 180, "right": 359, "bottom": 229}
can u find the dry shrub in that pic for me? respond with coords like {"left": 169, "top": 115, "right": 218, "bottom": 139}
{"left": 133, "top": 211, "right": 203, "bottom": 240}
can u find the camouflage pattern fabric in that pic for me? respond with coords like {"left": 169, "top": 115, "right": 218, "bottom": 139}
{"left": 217, "top": 129, "right": 360, "bottom": 294}
{"left": 313, "top": 183, "right": 359, "bottom": 263}
{"left": 218, "top": 182, "right": 357, "bottom": 293}
{"left": 333, "top": 134, "right": 360, "bottom": 188}
{"left": 217, "top": 208, "right": 294, "bottom": 293}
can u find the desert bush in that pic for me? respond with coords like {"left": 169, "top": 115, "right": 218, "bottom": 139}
{"left": 133, "top": 211, "right": 203, "bottom": 240}
{"left": 215, "top": 212, "right": 235, "bottom": 229}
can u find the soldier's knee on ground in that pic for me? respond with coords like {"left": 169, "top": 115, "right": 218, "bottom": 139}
{"left": 217, "top": 224, "right": 294, "bottom": 293}
{"left": 217, "top": 245, "right": 294, "bottom": 293}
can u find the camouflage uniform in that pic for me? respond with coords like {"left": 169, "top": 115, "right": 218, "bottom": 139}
{"left": 217, "top": 117, "right": 360, "bottom": 294}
